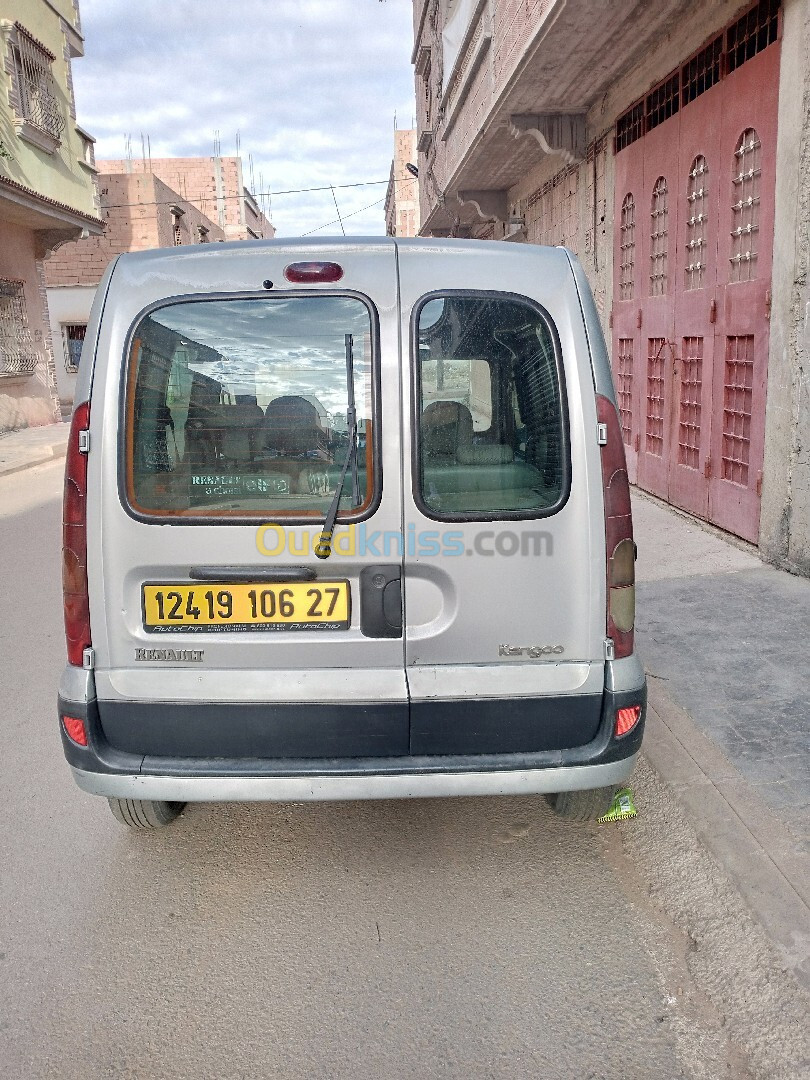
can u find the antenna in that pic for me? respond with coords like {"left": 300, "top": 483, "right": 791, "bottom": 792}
{"left": 147, "top": 134, "right": 151, "bottom": 170}
{"left": 235, "top": 130, "right": 240, "bottom": 157}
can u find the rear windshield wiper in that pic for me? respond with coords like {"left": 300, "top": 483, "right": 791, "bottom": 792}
{"left": 315, "top": 333, "right": 359, "bottom": 559}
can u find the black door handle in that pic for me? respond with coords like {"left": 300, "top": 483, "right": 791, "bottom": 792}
{"left": 360, "top": 565, "right": 402, "bottom": 638}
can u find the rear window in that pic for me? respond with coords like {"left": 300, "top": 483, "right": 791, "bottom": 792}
{"left": 124, "top": 295, "right": 376, "bottom": 519}
{"left": 414, "top": 293, "right": 568, "bottom": 518}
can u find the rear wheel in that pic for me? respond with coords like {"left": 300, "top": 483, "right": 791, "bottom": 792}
{"left": 546, "top": 786, "right": 615, "bottom": 822}
{"left": 107, "top": 798, "right": 185, "bottom": 829}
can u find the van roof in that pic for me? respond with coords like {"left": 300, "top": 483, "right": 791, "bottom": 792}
{"left": 113, "top": 235, "right": 575, "bottom": 270}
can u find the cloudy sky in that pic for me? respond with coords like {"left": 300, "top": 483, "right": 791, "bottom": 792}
{"left": 72, "top": 0, "right": 417, "bottom": 238}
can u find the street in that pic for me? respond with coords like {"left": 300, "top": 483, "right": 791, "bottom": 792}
{"left": 0, "top": 458, "right": 807, "bottom": 1079}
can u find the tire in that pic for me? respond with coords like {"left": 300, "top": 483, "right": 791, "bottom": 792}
{"left": 546, "top": 786, "right": 616, "bottom": 822}
{"left": 107, "top": 798, "right": 185, "bottom": 829}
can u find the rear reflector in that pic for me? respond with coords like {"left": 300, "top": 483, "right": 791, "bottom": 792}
{"left": 63, "top": 401, "right": 91, "bottom": 667}
{"left": 62, "top": 715, "right": 88, "bottom": 746}
{"left": 284, "top": 261, "right": 344, "bottom": 283}
{"left": 615, "top": 705, "right": 642, "bottom": 738}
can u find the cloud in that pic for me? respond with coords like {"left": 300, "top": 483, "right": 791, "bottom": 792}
{"left": 73, "top": 0, "right": 417, "bottom": 237}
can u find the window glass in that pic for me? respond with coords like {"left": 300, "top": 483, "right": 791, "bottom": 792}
{"left": 416, "top": 294, "right": 566, "bottom": 517}
{"left": 126, "top": 296, "right": 374, "bottom": 518}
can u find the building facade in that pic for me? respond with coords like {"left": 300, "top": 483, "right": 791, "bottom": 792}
{"left": 97, "top": 156, "right": 275, "bottom": 242}
{"left": 384, "top": 129, "right": 421, "bottom": 237}
{"left": 410, "top": 0, "right": 810, "bottom": 575}
{"left": 44, "top": 170, "right": 226, "bottom": 411}
{"left": 0, "top": 0, "right": 102, "bottom": 432}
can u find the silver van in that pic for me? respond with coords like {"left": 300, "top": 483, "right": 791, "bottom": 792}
{"left": 59, "top": 238, "right": 645, "bottom": 829}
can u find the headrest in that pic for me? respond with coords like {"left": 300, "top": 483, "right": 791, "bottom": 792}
{"left": 265, "top": 395, "right": 325, "bottom": 456}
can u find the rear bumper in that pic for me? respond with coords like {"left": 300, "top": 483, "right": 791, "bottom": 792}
{"left": 58, "top": 657, "right": 646, "bottom": 802}
{"left": 70, "top": 755, "right": 637, "bottom": 801}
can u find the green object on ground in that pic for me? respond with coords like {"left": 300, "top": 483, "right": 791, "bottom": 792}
{"left": 597, "top": 787, "right": 638, "bottom": 823}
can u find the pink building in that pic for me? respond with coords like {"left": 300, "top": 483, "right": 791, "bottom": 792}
{"left": 410, "top": 0, "right": 810, "bottom": 574}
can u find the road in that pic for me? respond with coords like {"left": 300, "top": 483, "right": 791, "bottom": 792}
{"left": 0, "top": 460, "right": 803, "bottom": 1080}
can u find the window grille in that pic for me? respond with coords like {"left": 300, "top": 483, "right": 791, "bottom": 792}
{"left": 685, "top": 156, "right": 709, "bottom": 290}
{"left": 682, "top": 36, "right": 723, "bottom": 107}
{"left": 173, "top": 221, "right": 183, "bottom": 246}
{"left": 0, "top": 280, "right": 37, "bottom": 378}
{"left": 615, "top": 102, "right": 644, "bottom": 152}
{"left": 646, "top": 338, "right": 667, "bottom": 456}
{"left": 727, "top": 0, "right": 779, "bottom": 74}
{"left": 730, "top": 128, "right": 761, "bottom": 283}
{"left": 646, "top": 74, "right": 680, "bottom": 133}
{"left": 619, "top": 194, "right": 635, "bottom": 301}
{"left": 722, "top": 336, "right": 754, "bottom": 484}
{"left": 649, "top": 177, "right": 669, "bottom": 296}
{"left": 678, "top": 338, "right": 703, "bottom": 469}
{"left": 526, "top": 165, "right": 579, "bottom": 252}
{"left": 63, "top": 324, "right": 87, "bottom": 372}
{"left": 614, "top": 3, "right": 780, "bottom": 154}
{"left": 11, "top": 26, "right": 65, "bottom": 141}
{"left": 616, "top": 339, "right": 634, "bottom": 446}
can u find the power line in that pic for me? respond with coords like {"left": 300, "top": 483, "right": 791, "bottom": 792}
{"left": 300, "top": 196, "right": 386, "bottom": 237}
{"left": 96, "top": 175, "right": 417, "bottom": 211}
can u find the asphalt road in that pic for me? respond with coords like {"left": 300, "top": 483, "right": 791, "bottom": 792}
{"left": 0, "top": 461, "right": 803, "bottom": 1080}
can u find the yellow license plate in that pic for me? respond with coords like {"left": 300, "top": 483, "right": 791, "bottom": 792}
{"left": 142, "top": 581, "right": 350, "bottom": 632}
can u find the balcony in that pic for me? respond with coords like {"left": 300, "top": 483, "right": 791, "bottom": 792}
{"left": 417, "top": 0, "right": 694, "bottom": 233}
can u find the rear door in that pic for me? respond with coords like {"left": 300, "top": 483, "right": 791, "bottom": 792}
{"left": 87, "top": 240, "right": 408, "bottom": 761}
{"left": 396, "top": 242, "right": 607, "bottom": 757}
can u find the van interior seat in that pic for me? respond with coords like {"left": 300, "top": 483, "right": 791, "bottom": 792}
{"left": 421, "top": 399, "right": 513, "bottom": 467}
{"left": 210, "top": 398, "right": 266, "bottom": 463}
{"left": 264, "top": 395, "right": 326, "bottom": 458}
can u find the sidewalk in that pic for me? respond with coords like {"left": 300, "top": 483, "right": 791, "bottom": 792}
{"left": 0, "top": 422, "right": 69, "bottom": 478}
{"left": 633, "top": 490, "right": 810, "bottom": 989}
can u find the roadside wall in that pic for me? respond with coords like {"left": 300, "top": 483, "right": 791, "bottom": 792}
{"left": 0, "top": 220, "right": 60, "bottom": 432}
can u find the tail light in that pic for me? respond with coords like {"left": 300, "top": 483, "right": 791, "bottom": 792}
{"left": 597, "top": 395, "right": 635, "bottom": 659}
{"left": 63, "top": 401, "right": 91, "bottom": 667}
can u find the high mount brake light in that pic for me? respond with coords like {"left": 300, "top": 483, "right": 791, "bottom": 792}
{"left": 284, "top": 261, "right": 344, "bottom": 284}
{"left": 596, "top": 395, "right": 635, "bottom": 659}
{"left": 63, "top": 401, "right": 91, "bottom": 667}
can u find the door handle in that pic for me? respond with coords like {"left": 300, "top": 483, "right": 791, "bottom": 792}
{"left": 360, "top": 564, "right": 402, "bottom": 638}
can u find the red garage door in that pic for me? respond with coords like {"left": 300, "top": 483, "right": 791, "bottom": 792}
{"left": 611, "top": 0, "right": 780, "bottom": 543}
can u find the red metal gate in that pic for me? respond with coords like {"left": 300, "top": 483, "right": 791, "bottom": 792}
{"left": 611, "top": 0, "right": 781, "bottom": 543}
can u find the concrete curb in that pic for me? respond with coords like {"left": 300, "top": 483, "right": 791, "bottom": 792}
{"left": 642, "top": 678, "right": 810, "bottom": 991}
{"left": 0, "top": 429, "right": 69, "bottom": 479}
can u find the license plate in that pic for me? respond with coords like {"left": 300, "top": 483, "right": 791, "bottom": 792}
{"left": 142, "top": 581, "right": 350, "bottom": 633}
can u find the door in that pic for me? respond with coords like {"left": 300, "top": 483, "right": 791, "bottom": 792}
{"left": 636, "top": 104, "right": 680, "bottom": 501}
{"left": 397, "top": 245, "right": 607, "bottom": 757}
{"left": 668, "top": 70, "right": 723, "bottom": 519}
{"left": 90, "top": 243, "right": 409, "bottom": 760}
{"left": 709, "top": 43, "right": 779, "bottom": 542}
{"left": 611, "top": 126, "right": 643, "bottom": 482}
{"left": 610, "top": 9, "right": 780, "bottom": 544}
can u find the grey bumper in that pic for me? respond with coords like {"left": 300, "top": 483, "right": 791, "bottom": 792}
{"left": 70, "top": 755, "right": 637, "bottom": 802}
